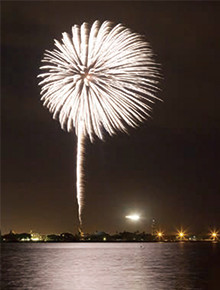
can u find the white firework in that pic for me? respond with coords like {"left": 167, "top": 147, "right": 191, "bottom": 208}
{"left": 38, "top": 20, "right": 160, "bottom": 228}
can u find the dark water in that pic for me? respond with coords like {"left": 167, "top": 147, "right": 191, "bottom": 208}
{"left": 1, "top": 242, "right": 220, "bottom": 289}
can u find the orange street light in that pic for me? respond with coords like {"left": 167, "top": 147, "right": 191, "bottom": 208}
{"left": 177, "top": 230, "right": 185, "bottom": 240}
{"left": 210, "top": 231, "right": 218, "bottom": 241}
{"left": 156, "top": 231, "right": 164, "bottom": 240}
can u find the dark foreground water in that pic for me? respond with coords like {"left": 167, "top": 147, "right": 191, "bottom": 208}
{"left": 1, "top": 242, "right": 220, "bottom": 290}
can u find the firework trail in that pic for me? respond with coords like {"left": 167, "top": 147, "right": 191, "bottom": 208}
{"left": 76, "top": 121, "right": 84, "bottom": 226}
{"left": 38, "top": 21, "right": 160, "bottom": 228}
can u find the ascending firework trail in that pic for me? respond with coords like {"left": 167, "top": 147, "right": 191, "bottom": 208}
{"left": 38, "top": 20, "right": 160, "bottom": 230}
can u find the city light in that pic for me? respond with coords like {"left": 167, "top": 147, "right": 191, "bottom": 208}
{"left": 31, "top": 237, "right": 40, "bottom": 241}
{"left": 210, "top": 231, "right": 218, "bottom": 241}
{"left": 177, "top": 230, "right": 186, "bottom": 240}
{"left": 157, "top": 231, "right": 163, "bottom": 237}
{"left": 125, "top": 214, "right": 140, "bottom": 221}
{"left": 21, "top": 237, "right": 30, "bottom": 242}
{"left": 30, "top": 232, "right": 42, "bottom": 242}
{"left": 156, "top": 231, "right": 164, "bottom": 240}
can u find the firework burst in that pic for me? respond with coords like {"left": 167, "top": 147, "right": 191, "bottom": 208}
{"left": 38, "top": 20, "right": 160, "bottom": 228}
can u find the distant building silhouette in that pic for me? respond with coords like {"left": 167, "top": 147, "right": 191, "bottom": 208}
{"left": 151, "top": 218, "right": 157, "bottom": 236}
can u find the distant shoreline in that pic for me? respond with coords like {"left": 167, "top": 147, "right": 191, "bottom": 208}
{"left": 2, "top": 240, "right": 218, "bottom": 244}
{"left": 2, "top": 231, "right": 218, "bottom": 243}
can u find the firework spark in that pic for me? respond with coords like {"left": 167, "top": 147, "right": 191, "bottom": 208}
{"left": 38, "top": 20, "right": 160, "bottom": 228}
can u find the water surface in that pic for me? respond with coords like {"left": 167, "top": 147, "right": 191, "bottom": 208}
{"left": 1, "top": 242, "right": 220, "bottom": 289}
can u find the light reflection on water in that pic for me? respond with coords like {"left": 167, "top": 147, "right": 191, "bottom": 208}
{"left": 1, "top": 242, "right": 219, "bottom": 289}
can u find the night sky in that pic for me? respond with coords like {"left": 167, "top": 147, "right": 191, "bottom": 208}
{"left": 2, "top": 1, "right": 220, "bottom": 235}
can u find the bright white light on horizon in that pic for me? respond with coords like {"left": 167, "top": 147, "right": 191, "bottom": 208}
{"left": 125, "top": 214, "right": 140, "bottom": 221}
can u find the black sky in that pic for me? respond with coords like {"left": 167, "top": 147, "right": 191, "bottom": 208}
{"left": 2, "top": 1, "right": 220, "bottom": 235}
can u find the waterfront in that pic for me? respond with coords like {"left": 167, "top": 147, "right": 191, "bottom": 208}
{"left": 1, "top": 242, "right": 220, "bottom": 289}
